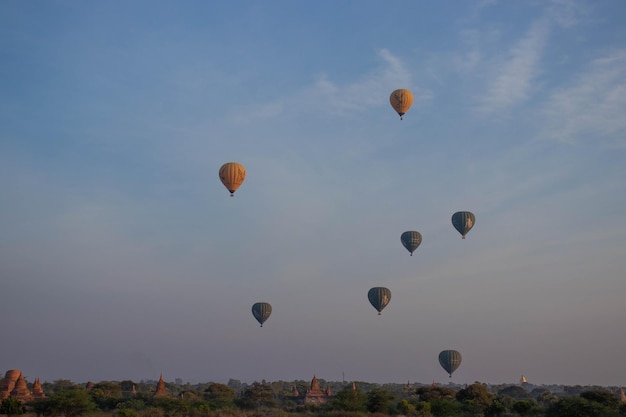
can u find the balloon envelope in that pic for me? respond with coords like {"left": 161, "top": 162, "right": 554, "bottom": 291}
{"left": 401, "top": 231, "right": 422, "bottom": 256}
{"left": 389, "top": 89, "right": 414, "bottom": 120}
{"left": 439, "top": 350, "right": 462, "bottom": 377}
{"left": 251, "top": 302, "right": 272, "bottom": 327}
{"left": 368, "top": 287, "right": 391, "bottom": 315}
{"left": 451, "top": 211, "right": 475, "bottom": 239}
{"left": 219, "top": 162, "right": 246, "bottom": 196}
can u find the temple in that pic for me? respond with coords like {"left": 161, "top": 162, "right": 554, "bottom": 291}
{"left": 0, "top": 369, "right": 45, "bottom": 401}
{"left": 293, "top": 375, "right": 333, "bottom": 405}
{"left": 32, "top": 378, "right": 46, "bottom": 399}
{"left": 153, "top": 374, "right": 169, "bottom": 398}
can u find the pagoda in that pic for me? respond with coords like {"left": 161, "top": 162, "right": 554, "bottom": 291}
{"left": 153, "top": 374, "right": 169, "bottom": 398}
{"left": 297, "top": 375, "right": 333, "bottom": 405}
{"left": 0, "top": 370, "right": 21, "bottom": 400}
{"left": 32, "top": 378, "right": 46, "bottom": 399}
{"left": 10, "top": 373, "right": 33, "bottom": 401}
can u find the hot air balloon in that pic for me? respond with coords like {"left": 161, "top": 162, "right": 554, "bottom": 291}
{"left": 401, "top": 231, "right": 422, "bottom": 256}
{"left": 451, "top": 211, "right": 475, "bottom": 239}
{"left": 251, "top": 302, "right": 272, "bottom": 327}
{"left": 368, "top": 287, "right": 391, "bottom": 315}
{"left": 219, "top": 162, "right": 246, "bottom": 197}
{"left": 438, "top": 350, "right": 462, "bottom": 378}
{"left": 389, "top": 89, "right": 414, "bottom": 120}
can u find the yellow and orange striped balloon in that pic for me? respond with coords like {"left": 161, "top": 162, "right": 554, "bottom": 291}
{"left": 389, "top": 89, "right": 414, "bottom": 120}
{"left": 219, "top": 162, "right": 246, "bottom": 196}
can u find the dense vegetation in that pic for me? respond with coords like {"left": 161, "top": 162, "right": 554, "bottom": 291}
{"left": 2, "top": 379, "right": 625, "bottom": 417}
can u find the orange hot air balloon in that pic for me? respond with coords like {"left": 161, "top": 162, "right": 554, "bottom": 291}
{"left": 219, "top": 162, "right": 246, "bottom": 196}
{"left": 389, "top": 89, "right": 414, "bottom": 120}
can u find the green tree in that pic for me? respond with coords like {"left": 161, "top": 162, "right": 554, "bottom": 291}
{"left": 48, "top": 387, "right": 98, "bottom": 417}
{"left": 580, "top": 390, "right": 620, "bottom": 409}
{"left": 116, "top": 409, "right": 138, "bottom": 417}
{"left": 226, "top": 379, "right": 242, "bottom": 391}
{"left": 236, "top": 382, "right": 277, "bottom": 410}
{"left": 366, "top": 388, "right": 393, "bottom": 413}
{"left": 484, "top": 398, "right": 506, "bottom": 417}
{"left": 91, "top": 381, "right": 123, "bottom": 399}
{"left": 491, "top": 394, "right": 515, "bottom": 413}
{"left": 138, "top": 407, "right": 164, "bottom": 417}
{"left": 398, "top": 399, "right": 432, "bottom": 417}
{"left": 413, "top": 401, "right": 433, "bottom": 417}
{"left": 511, "top": 399, "right": 542, "bottom": 416}
{"left": 0, "top": 398, "right": 24, "bottom": 416}
{"left": 178, "top": 390, "right": 200, "bottom": 402}
{"left": 120, "top": 380, "right": 136, "bottom": 394}
{"left": 90, "top": 381, "right": 124, "bottom": 411}
{"left": 564, "top": 386, "right": 586, "bottom": 396}
{"left": 535, "top": 389, "right": 558, "bottom": 408}
{"left": 397, "top": 399, "right": 416, "bottom": 415}
{"left": 497, "top": 385, "right": 531, "bottom": 400}
{"left": 416, "top": 386, "right": 456, "bottom": 402}
{"left": 203, "top": 383, "right": 236, "bottom": 410}
{"left": 116, "top": 399, "right": 147, "bottom": 411}
{"left": 150, "top": 397, "right": 189, "bottom": 416}
{"left": 193, "top": 403, "right": 210, "bottom": 417}
{"left": 456, "top": 382, "right": 494, "bottom": 413}
{"left": 546, "top": 396, "right": 616, "bottom": 417}
{"left": 28, "top": 398, "right": 53, "bottom": 417}
{"left": 459, "top": 400, "right": 484, "bottom": 417}
{"left": 429, "top": 398, "right": 461, "bottom": 417}
{"left": 329, "top": 387, "right": 366, "bottom": 412}
{"left": 48, "top": 380, "right": 77, "bottom": 395}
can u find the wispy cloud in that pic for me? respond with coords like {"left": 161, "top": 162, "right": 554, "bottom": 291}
{"left": 539, "top": 49, "right": 626, "bottom": 147}
{"left": 548, "top": 0, "right": 589, "bottom": 28}
{"left": 231, "top": 49, "right": 432, "bottom": 122}
{"left": 452, "top": 29, "right": 486, "bottom": 73}
{"left": 477, "top": 19, "right": 549, "bottom": 114}
{"left": 305, "top": 48, "right": 432, "bottom": 116}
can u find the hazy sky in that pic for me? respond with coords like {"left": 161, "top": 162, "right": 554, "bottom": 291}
{"left": 1, "top": 0, "right": 625, "bottom": 388}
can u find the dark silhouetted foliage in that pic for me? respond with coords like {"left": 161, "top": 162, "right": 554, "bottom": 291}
{"left": 497, "top": 385, "right": 532, "bottom": 400}
{"left": 430, "top": 398, "right": 461, "bottom": 417}
{"left": 203, "top": 383, "right": 236, "bottom": 410}
{"left": 365, "top": 388, "right": 393, "bottom": 414}
{"left": 0, "top": 398, "right": 24, "bottom": 416}
{"left": 415, "top": 386, "right": 457, "bottom": 402}
{"left": 236, "top": 382, "right": 277, "bottom": 410}
{"left": 580, "top": 390, "right": 620, "bottom": 408}
{"left": 329, "top": 387, "right": 366, "bottom": 412}
{"left": 456, "top": 382, "right": 494, "bottom": 410}
{"left": 546, "top": 396, "right": 618, "bottom": 417}
{"left": 48, "top": 387, "right": 98, "bottom": 417}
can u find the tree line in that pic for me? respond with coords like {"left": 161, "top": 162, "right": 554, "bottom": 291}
{"left": 1, "top": 379, "right": 625, "bottom": 417}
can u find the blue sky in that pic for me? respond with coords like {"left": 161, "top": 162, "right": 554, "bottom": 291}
{"left": 1, "top": 0, "right": 625, "bottom": 387}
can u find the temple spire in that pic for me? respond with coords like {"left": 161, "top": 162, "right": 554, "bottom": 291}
{"left": 153, "top": 374, "right": 169, "bottom": 398}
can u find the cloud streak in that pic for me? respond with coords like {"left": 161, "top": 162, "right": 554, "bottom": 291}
{"left": 548, "top": 0, "right": 589, "bottom": 28}
{"left": 477, "top": 19, "right": 549, "bottom": 114}
{"left": 231, "top": 48, "right": 432, "bottom": 123}
{"left": 539, "top": 49, "right": 626, "bottom": 147}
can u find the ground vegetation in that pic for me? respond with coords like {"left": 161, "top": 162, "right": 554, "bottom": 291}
{"left": 2, "top": 379, "right": 623, "bottom": 417}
